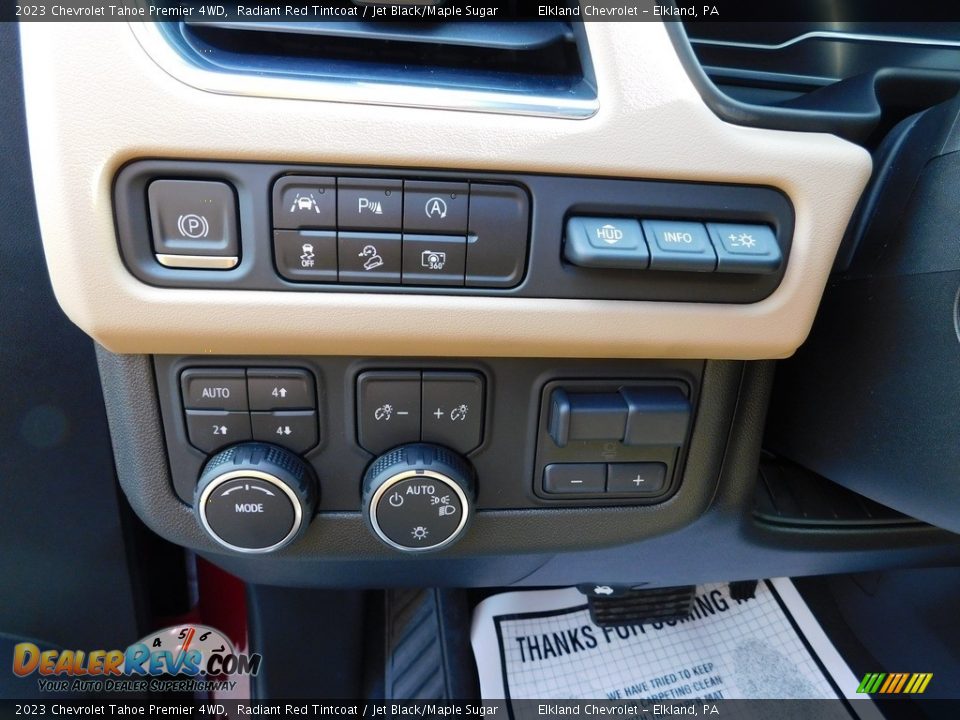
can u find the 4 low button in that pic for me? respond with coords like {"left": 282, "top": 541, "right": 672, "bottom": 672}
{"left": 251, "top": 411, "right": 318, "bottom": 454}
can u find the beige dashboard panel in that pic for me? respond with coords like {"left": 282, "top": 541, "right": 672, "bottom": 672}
{"left": 19, "top": 21, "right": 871, "bottom": 359}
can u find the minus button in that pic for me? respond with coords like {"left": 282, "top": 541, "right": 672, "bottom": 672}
{"left": 542, "top": 463, "right": 606, "bottom": 495}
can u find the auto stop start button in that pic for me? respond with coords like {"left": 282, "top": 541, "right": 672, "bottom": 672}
{"left": 201, "top": 477, "right": 296, "bottom": 551}
{"left": 374, "top": 475, "right": 465, "bottom": 550}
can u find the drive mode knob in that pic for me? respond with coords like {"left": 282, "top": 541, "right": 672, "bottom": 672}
{"left": 362, "top": 443, "right": 475, "bottom": 552}
{"left": 194, "top": 442, "right": 317, "bottom": 554}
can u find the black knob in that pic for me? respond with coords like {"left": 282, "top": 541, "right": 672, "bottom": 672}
{"left": 362, "top": 443, "right": 474, "bottom": 552}
{"left": 195, "top": 442, "right": 318, "bottom": 554}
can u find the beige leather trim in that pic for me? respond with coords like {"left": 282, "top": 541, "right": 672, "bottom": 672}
{"left": 19, "top": 21, "right": 871, "bottom": 359}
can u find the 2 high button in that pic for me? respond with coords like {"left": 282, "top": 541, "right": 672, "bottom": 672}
{"left": 182, "top": 368, "right": 318, "bottom": 454}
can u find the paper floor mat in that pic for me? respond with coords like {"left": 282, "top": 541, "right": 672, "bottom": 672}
{"left": 471, "top": 578, "right": 876, "bottom": 713}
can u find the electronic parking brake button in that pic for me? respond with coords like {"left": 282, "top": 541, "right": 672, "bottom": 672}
{"left": 148, "top": 179, "right": 239, "bottom": 269}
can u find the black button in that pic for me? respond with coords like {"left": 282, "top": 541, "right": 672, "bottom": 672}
{"left": 148, "top": 179, "right": 239, "bottom": 261}
{"left": 185, "top": 410, "right": 252, "bottom": 453}
{"left": 374, "top": 476, "right": 464, "bottom": 549}
{"left": 606, "top": 463, "right": 667, "bottom": 495}
{"left": 338, "top": 233, "right": 402, "bottom": 284}
{"left": 403, "top": 181, "right": 468, "bottom": 234}
{"left": 620, "top": 387, "right": 691, "bottom": 447}
{"left": 251, "top": 411, "right": 318, "bottom": 454}
{"left": 642, "top": 220, "right": 716, "bottom": 272}
{"left": 247, "top": 369, "right": 316, "bottom": 411}
{"left": 401, "top": 235, "right": 466, "bottom": 286}
{"left": 564, "top": 217, "right": 649, "bottom": 269}
{"left": 421, "top": 372, "right": 484, "bottom": 453}
{"left": 272, "top": 176, "right": 336, "bottom": 230}
{"left": 274, "top": 230, "right": 337, "bottom": 283}
{"left": 337, "top": 178, "right": 402, "bottom": 231}
{"left": 357, "top": 371, "right": 421, "bottom": 454}
{"left": 465, "top": 183, "right": 529, "bottom": 288}
{"left": 202, "top": 477, "right": 296, "bottom": 551}
{"left": 548, "top": 389, "right": 627, "bottom": 447}
{"left": 181, "top": 369, "right": 248, "bottom": 410}
{"left": 543, "top": 464, "right": 606, "bottom": 494}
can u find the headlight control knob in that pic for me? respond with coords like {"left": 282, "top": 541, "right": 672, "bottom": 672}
{"left": 194, "top": 442, "right": 317, "bottom": 554}
{"left": 362, "top": 443, "right": 475, "bottom": 552}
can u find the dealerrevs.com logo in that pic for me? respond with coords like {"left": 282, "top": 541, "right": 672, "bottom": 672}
{"left": 12, "top": 625, "right": 261, "bottom": 693}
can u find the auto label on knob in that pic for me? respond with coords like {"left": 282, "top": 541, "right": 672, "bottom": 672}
{"left": 371, "top": 471, "right": 468, "bottom": 552}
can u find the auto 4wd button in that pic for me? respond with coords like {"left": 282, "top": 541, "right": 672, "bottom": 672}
{"left": 181, "top": 368, "right": 248, "bottom": 411}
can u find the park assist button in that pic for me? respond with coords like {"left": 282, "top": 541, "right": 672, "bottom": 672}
{"left": 707, "top": 222, "right": 782, "bottom": 274}
{"left": 564, "top": 217, "right": 648, "bottom": 269}
{"left": 642, "top": 220, "right": 716, "bottom": 272}
{"left": 148, "top": 179, "right": 239, "bottom": 269}
{"left": 338, "top": 178, "right": 403, "bottom": 231}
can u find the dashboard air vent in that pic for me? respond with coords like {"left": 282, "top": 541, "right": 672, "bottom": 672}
{"left": 150, "top": 1, "right": 597, "bottom": 118}
{"left": 670, "top": 20, "right": 960, "bottom": 145}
